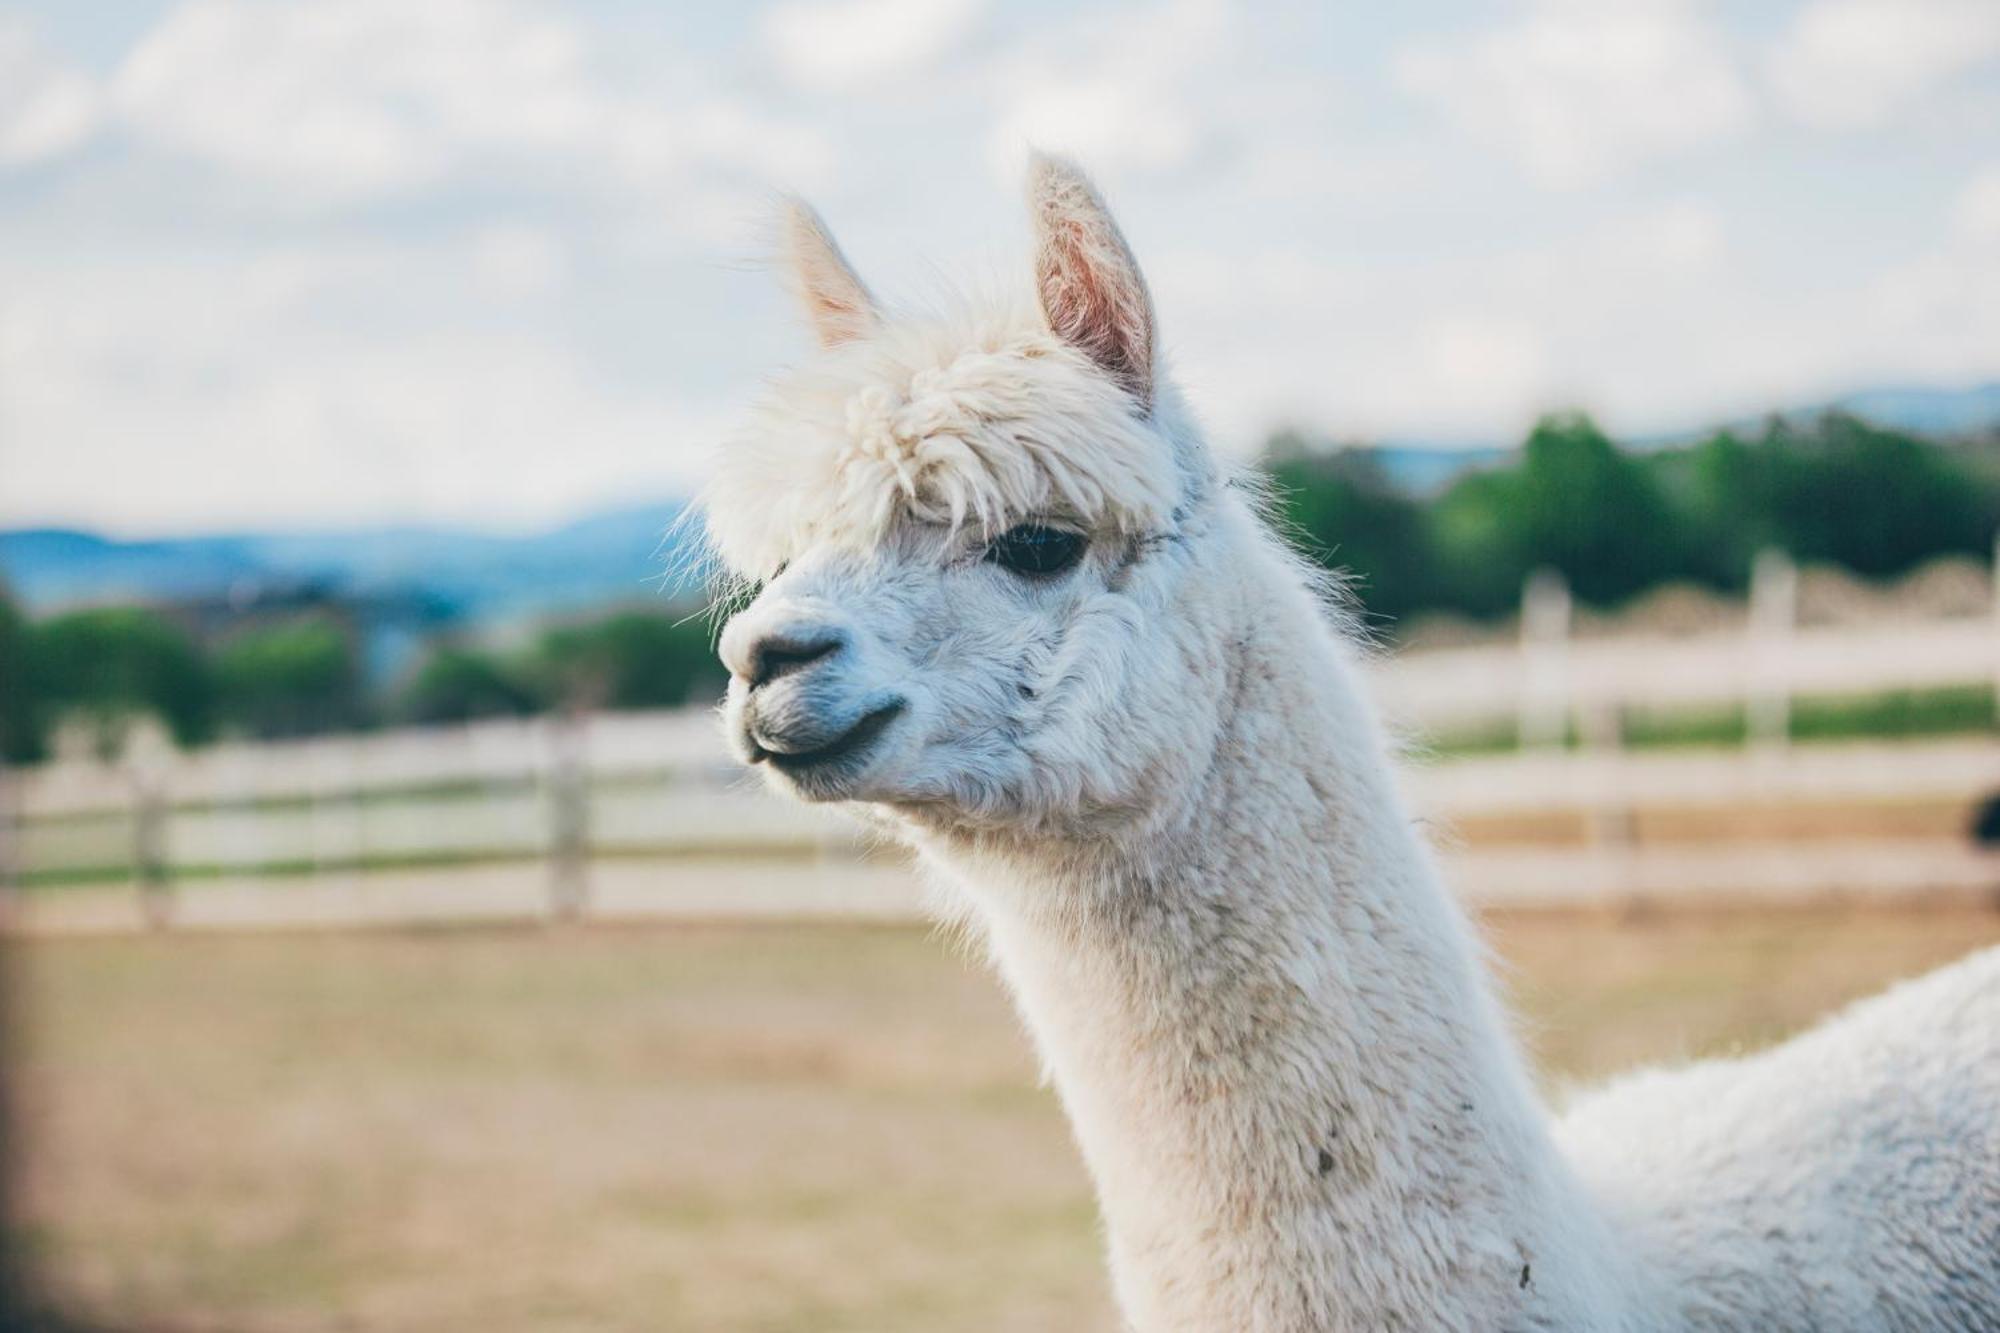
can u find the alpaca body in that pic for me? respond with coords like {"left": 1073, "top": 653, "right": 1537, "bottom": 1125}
{"left": 1559, "top": 943, "right": 2000, "bottom": 1331}
{"left": 703, "top": 158, "right": 2000, "bottom": 1331}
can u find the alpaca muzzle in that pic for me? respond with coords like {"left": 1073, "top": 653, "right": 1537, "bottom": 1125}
{"left": 746, "top": 698, "right": 907, "bottom": 776}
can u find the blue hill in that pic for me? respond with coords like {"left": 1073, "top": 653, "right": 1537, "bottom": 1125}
{"left": 1830, "top": 383, "right": 2000, "bottom": 436}
{"left": 0, "top": 501, "right": 702, "bottom": 623}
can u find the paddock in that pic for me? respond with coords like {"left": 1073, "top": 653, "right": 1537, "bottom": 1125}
{"left": 10, "top": 906, "right": 1999, "bottom": 1333}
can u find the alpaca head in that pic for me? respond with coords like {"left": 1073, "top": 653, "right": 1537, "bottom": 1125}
{"left": 704, "top": 156, "right": 1235, "bottom": 835}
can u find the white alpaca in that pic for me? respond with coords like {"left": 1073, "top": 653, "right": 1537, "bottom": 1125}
{"left": 701, "top": 156, "right": 2000, "bottom": 1332}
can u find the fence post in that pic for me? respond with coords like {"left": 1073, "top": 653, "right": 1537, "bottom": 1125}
{"left": 1748, "top": 548, "right": 1797, "bottom": 753}
{"left": 131, "top": 769, "right": 171, "bottom": 930}
{"left": 547, "top": 708, "right": 590, "bottom": 922}
{"left": 1990, "top": 531, "right": 2000, "bottom": 726}
{"left": 1577, "top": 698, "right": 1633, "bottom": 847}
{"left": 0, "top": 761, "right": 19, "bottom": 926}
{"left": 306, "top": 732, "right": 366, "bottom": 898}
{"left": 1519, "top": 567, "right": 1572, "bottom": 751}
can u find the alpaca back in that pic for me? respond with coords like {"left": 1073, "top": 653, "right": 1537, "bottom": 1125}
{"left": 1555, "top": 944, "right": 2000, "bottom": 1330}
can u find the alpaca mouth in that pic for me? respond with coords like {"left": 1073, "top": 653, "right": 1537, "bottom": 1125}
{"left": 750, "top": 700, "right": 906, "bottom": 777}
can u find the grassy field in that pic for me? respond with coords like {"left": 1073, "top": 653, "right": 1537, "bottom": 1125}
{"left": 1429, "top": 682, "right": 1998, "bottom": 755}
{"left": 8, "top": 908, "right": 2000, "bottom": 1332}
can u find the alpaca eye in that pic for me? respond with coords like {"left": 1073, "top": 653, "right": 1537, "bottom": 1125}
{"left": 986, "top": 524, "right": 1087, "bottom": 577}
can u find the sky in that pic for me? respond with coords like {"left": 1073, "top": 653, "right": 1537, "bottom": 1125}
{"left": 1, "top": 0, "right": 1997, "bottom": 536}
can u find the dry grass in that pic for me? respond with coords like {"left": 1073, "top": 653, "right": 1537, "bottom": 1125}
{"left": 9, "top": 906, "right": 2000, "bottom": 1332}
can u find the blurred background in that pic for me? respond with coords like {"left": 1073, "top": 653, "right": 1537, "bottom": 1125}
{"left": 3, "top": 1, "right": 2000, "bottom": 1329}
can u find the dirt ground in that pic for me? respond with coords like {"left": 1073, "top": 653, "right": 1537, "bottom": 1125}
{"left": 8, "top": 906, "right": 1999, "bottom": 1333}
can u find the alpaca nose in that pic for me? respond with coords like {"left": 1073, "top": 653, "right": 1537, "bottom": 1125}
{"left": 738, "top": 627, "right": 847, "bottom": 691}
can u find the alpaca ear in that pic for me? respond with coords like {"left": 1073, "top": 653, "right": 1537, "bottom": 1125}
{"left": 1026, "top": 153, "right": 1157, "bottom": 413}
{"left": 781, "top": 198, "right": 879, "bottom": 348}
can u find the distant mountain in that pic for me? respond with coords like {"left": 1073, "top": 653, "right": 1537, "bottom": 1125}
{"left": 1826, "top": 383, "right": 2000, "bottom": 436}
{"left": 0, "top": 501, "right": 703, "bottom": 624}
{"left": 1622, "top": 381, "right": 2000, "bottom": 449}
{"left": 0, "top": 529, "right": 267, "bottom": 607}
{"left": 1363, "top": 443, "right": 1510, "bottom": 493}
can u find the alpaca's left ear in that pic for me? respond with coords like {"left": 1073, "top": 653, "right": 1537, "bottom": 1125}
{"left": 781, "top": 198, "right": 879, "bottom": 348}
{"left": 1026, "top": 153, "right": 1156, "bottom": 413}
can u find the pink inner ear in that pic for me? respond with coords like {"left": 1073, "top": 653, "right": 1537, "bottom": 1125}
{"left": 806, "top": 286, "right": 870, "bottom": 345}
{"left": 1038, "top": 213, "right": 1154, "bottom": 412}
{"left": 785, "top": 200, "right": 877, "bottom": 348}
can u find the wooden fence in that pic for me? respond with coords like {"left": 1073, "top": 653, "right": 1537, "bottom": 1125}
{"left": 6, "top": 552, "right": 2000, "bottom": 930}
{"left": 1374, "top": 549, "right": 2000, "bottom": 738}
{"left": 4, "top": 720, "right": 1997, "bottom": 931}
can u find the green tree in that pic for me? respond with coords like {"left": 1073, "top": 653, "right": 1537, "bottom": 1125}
{"left": 31, "top": 608, "right": 216, "bottom": 751}
{"left": 401, "top": 647, "right": 545, "bottom": 724}
{"left": 213, "top": 617, "right": 361, "bottom": 738}
{"left": 1264, "top": 442, "right": 1437, "bottom": 625}
{"left": 1662, "top": 427, "right": 1770, "bottom": 591}
{"left": 0, "top": 590, "right": 44, "bottom": 763}
{"left": 1259, "top": 411, "right": 1999, "bottom": 627}
{"left": 1507, "top": 412, "right": 1681, "bottom": 605}
{"left": 1424, "top": 467, "right": 1534, "bottom": 619}
{"left": 534, "top": 611, "right": 722, "bottom": 710}
{"left": 1760, "top": 413, "right": 1994, "bottom": 577}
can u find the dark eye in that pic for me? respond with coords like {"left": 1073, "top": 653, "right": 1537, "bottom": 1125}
{"left": 985, "top": 524, "right": 1088, "bottom": 577}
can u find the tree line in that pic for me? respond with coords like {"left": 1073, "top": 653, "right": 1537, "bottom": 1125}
{"left": 0, "top": 603, "right": 722, "bottom": 765}
{"left": 3, "top": 409, "right": 1994, "bottom": 763}
{"left": 1264, "top": 410, "right": 1999, "bottom": 625}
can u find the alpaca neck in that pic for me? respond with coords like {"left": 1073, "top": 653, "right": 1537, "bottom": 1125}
{"left": 921, "top": 537, "right": 1629, "bottom": 1331}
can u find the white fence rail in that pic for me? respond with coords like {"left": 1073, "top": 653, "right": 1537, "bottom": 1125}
{"left": 13, "top": 582, "right": 2000, "bottom": 832}
{"left": 4, "top": 704, "right": 1998, "bottom": 930}
{"left": 1377, "top": 616, "right": 2000, "bottom": 732}
{"left": 9, "top": 552, "right": 2000, "bottom": 932}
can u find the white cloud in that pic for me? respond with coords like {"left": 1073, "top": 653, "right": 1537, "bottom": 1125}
{"left": 1151, "top": 199, "right": 1739, "bottom": 443}
{"left": 762, "top": 0, "right": 986, "bottom": 91}
{"left": 1954, "top": 164, "right": 2000, "bottom": 242}
{"left": 1609, "top": 197, "right": 1724, "bottom": 271}
{"left": 0, "top": 244, "right": 728, "bottom": 533}
{"left": 0, "top": 19, "right": 100, "bottom": 167}
{"left": 1413, "top": 315, "right": 1551, "bottom": 421}
{"left": 1768, "top": 0, "right": 2000, "bottom": 129}
{"left": 1395, "top": 2, "right": 1751, "bottom": 186}
{"left": 112, "top": 0, "right": 593, "bottom": 196}
{"left": 1849, "top": 172, "right": 2000, "bottom": 387}
{"left": 0, "top": 0, "right": 836, "bottom": 533}
{"left": 985, "top": 0, "right": 1234, "bottom": 178}
{"left": 3, "top": 0, "right": 1996, "bottom": 537}
{"left": 468, "top": 223, "right": 570, "bottom": 299}
{"left": 104, "top": 0, "right": 829, "bottom": 211}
